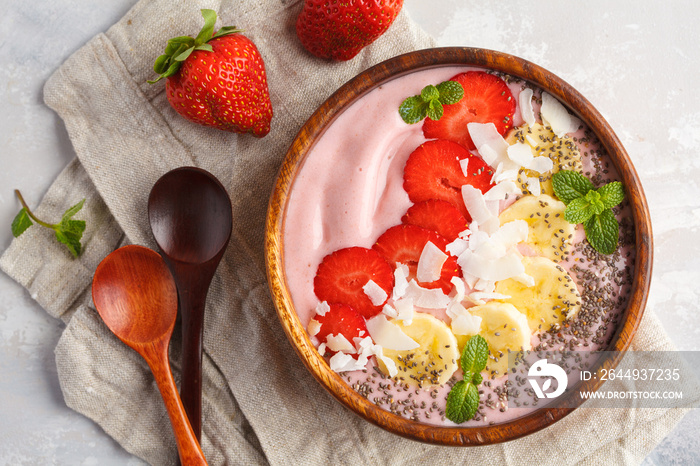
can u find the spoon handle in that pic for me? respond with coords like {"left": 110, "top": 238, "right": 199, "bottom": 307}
{"left": 143, "top": 339, "right": 208, "bottom": 466}
{"left": 180, "top": 288, "right": 206, "bottom": 441}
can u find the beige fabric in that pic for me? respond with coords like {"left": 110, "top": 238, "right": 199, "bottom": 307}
{"left": 0, "top": 0, "right": 694, "bottom": 464}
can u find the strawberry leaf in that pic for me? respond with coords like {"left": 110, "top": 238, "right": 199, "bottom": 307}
{"left": 149, "top": 9, "right": 241, "bottom": 85}
{"left": 195, "top": 9, "right": 217, "bottom": 45}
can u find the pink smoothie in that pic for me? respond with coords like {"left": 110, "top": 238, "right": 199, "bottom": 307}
{"left": 282, "top": 66, "right": 635, "bottom": 426}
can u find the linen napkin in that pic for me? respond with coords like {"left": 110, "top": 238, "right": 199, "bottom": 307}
{"left": 1, "top": 0, "right": 695, "bottom": 464}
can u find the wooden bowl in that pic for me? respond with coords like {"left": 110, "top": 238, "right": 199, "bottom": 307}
{"left": 265, "top": 47, "right": 653, "bottom": 445}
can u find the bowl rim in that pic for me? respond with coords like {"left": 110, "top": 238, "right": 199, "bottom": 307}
{"left": 265, "top": 47, "right": 653, "bottom": 446}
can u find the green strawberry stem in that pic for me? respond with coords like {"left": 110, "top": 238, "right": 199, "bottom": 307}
{"left": 148, "top": 9, "right": 242, "bottom": 84}
{"left": 14, "top": 190, "right": 54, "bottom": 229}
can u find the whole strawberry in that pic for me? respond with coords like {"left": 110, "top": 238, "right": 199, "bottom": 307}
{"left": 149, "top": 9, "right": 272, "bottom": 137}
{"left": 296, "top": 0, "right": 404, "bottom": 61}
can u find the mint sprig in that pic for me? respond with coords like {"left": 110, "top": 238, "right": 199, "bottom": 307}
{"left": 552, "top": 170, "right": 625, "bottom": 255}
{"left": 399, "top": 80, "right": 464, "bottom": 124}
{"left": 445, "top": 334, "right": 488, "bottom": 424}
{"left": 11, "top": 190, "right": 86, "bottom": 257}
{"left": 148, "top": 9, "right": 241, "bottom": 84}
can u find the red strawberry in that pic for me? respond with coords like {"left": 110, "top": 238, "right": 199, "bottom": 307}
{"left": 149, "top": 9, "right": 272, "bottom": 136}
{"left": 402, "top": 199, "right": 468, "bottom": 242}
{"left": 314, "top": 247, "right": 394, "bottom": 318}
{"left": 314, "top": 303, "right": 369, "bottom": 356}
{"left": 296, "top": 0, "right": 404, "bottom": 61}
{"left": 372, "top": 224, "right": 459, "bottom": 294}
{"left": 422, "top": 71, "right": 515, "bottom": 150}
{"left": 403, "top": 139, "right": 494, "bottom": 218}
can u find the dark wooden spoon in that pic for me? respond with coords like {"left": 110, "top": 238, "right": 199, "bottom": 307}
{"left": 148, "top": 167, "right": 233, "bottom": 441}
{"left": 92, "top": 245, "right": 207, "bottom": 465}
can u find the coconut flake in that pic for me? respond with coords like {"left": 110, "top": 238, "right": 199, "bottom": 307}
{"left": 527, "top": 156, "right": 554, "bottom": 174}
{"left": 374, "top": 346, "right": 398, "bottom": 377}
{"left": 392, "top": 262, "right": 410, "bottom": 300}
{"left": 318, "top": 342, "right": 327, "bottom": 356}
{"left": 329, "top": 352, "right": 360, "bottom": 372}
{"left": 382, "top": 303, "right": 398, "bottom": 318}
{"left": 492, "top": 220, "right": 529, "bottom": 248}
{"left": 519, "top": 88, "right": 536, "bottom": 126}
{"left": 394, "top": 298, "right": 414, "bottom": 324}
{"left": 541, "top": 92, "right": 575, "bottom": 137}
{"left": 363, "top": 279, "right": 388, "bottom": 306}
{"left": 316, "top": 301, "right": 330, "bottom": 316}
{"left": 461, "top": 250, "right": 525, "bottom": 282}
{"left": 366, "top": 314, "right": 419, "bottom": 350}
{"left": 467, "top": 291, "right": 511, "bottom": 305}
{"left": 451, "top": 312, "right": 483, "bottom": 336}
{"left": 447, "top": 237, "right": 469, "bottom": 257}
{"left": 526, "top": 176, "right": 542, "bottom": 196}
{"left": 326, "top": 333, "right": 356, "bottom": 353}
{"left": 403, "top": 280, "right": 451, "bottom": 309}
{"left": 507, "top": 142, "right": 534, "bottom": 167}
{"left": 307, "top": 319, "right": 321, "bottom": 337}
{"left": 468, "top": 122, "right": 509, "bottom": 163}
{"left": 513, "top": 272, "right": 536, "bottom": 287}
{"left": 459, "top": 158, "right": 470, "bottom": 177}
{"left": 450, "top": 276, "right": 467, "bottom": 302}
{"left": 484, "top": 181, "right": 519, "bottom": 202}
{"left": 462, "top": 185, "right": 494, "bottom": 224}
{"left": 416, "top": 241, "right": 448, "bottom": 283}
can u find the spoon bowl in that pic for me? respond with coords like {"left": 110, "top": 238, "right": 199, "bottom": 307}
{"left": 92, "top": 245, "right": 207, "bottom": 465}
{"left": 148, "top": 166, "right": 233, "bottom": 441}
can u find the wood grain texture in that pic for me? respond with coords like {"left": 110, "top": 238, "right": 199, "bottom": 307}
{"left": 148, "top": 166, "right": 233, "bottom": 442}
{"left": 265, "top": 48, "right": 653, "bottom": 446}
{"left": 92, "top": 245, "right": 208, "bottom": 464}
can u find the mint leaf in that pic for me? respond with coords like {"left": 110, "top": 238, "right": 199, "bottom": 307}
{"left": 472, "top": 372, "right": 483, "bottom": 386}
{"left": 598, "top": 181, "right": 625, "bottom": 209}
{"left": 584, "top": 209, "right": 619, "bottom": 255}
{"left": 399, "top": 96, "right": 428, "bottom": 124}
{"left": 11, "top": 208, "right": 33, "bottom": 237}
{"left": 436, "top": 80, "right": 464, "bottom": 105}
{"left": 552, "top": 170, "right": 595, "bottom": 205}
{"left": 398, "top": 80, "right": 464, "bottom": 124}
{"left": 426, "top": 99, "right": 443, "bottom": 121}
{"left": 11, "top": 190, "right": 86, "bottom": 258}
{"left": 460, "top": 334, "right": 489, "bottom": 380}
{"left": 565, "top": 197, "right": 596, "bottom": 224}
{"left": 421, "top": 84, "right": 440, "bottom": 102}
{"left": 446, "top": 380, "right": 479, "bottom": 424}
{"left": 584, "top": 190, "right": 605, "bottom": 215}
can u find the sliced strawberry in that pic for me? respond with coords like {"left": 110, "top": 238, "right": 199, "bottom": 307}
{"left": 372, "top": 224, "right": 459, "bottom": 294}
{"left": 403, "top": 139, "right": 494, "bottom": 218}
{"left": 314, "top": 246, "right": 394, "bottom": 319}
{"left": 422, "top": 71, "right": 516, "bottom": 150}
{"left": 402, "top": 199, "right": 468, "bottom": 242}
{"left": 314, "top": 303, "right": 369, "bottom": 357}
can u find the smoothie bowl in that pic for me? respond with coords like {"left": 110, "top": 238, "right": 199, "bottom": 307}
{"left": 265, "top": 48, "right": 652, "bottom": 445}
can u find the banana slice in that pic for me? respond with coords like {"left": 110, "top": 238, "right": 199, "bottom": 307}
{"left": 495, "top": 255, "right": 581, "bottom": 333}
{"left": 499, "top": 193, "right": 575, "bottom": 262}
{"left": 469, "top": 302, "right": 531, "bottom": 378}
{"left": 377, "top": 312, "right": 460, "bottom": 387}
{"left": 507, "top": 123, "right": 583, "bottom": 196}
